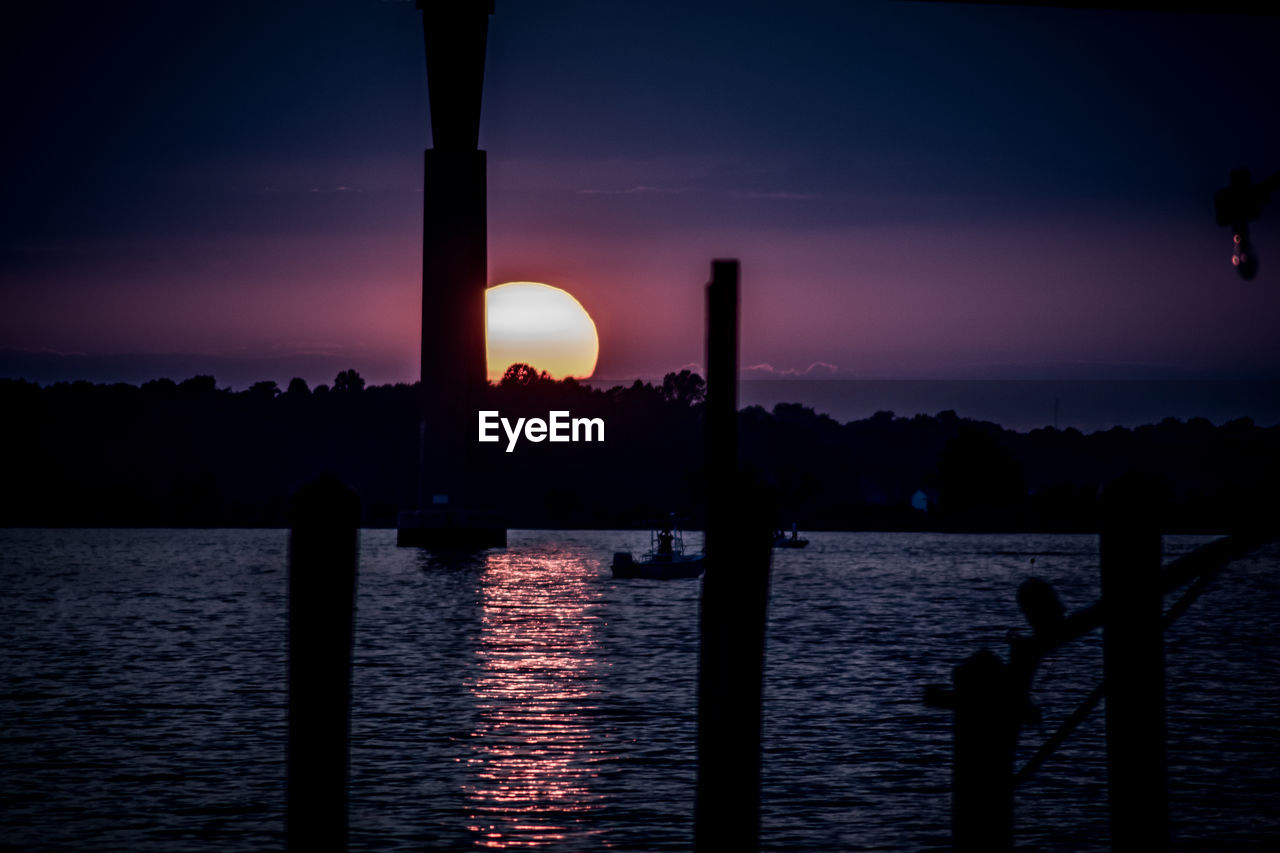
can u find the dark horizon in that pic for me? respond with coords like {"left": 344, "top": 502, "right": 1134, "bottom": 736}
{"left": 5, "top": 349, "right": 1277, "bottom": 433}
{"left": 5, "top": 370, "right": 1275, "bottom": 534}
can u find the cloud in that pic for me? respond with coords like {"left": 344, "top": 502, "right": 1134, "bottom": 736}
{"left": 741, "top": 190, "right": 820, "bottom": 201}
{"left": 575, "top": 185, "right": 817, "bottom": 202}
{"left": 742, "top": 361, "right": 843, "bottom": 378}
{"left": 576, "top": 185, "right": 693, "bottom": 196}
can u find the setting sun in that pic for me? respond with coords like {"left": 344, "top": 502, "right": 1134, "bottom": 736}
{"left": 485, "top": 282, "right": 599, "bottom": 382}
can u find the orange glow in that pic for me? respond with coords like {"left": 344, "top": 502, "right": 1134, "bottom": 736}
{"left": 485, "top": 282, "right": 599, "bottom": 382}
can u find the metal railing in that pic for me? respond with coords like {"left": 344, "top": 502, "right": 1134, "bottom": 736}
{"left": 924, "top": 491, "right": 1277, "bottom": 852}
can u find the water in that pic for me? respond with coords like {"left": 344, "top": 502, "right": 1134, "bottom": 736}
{"left": 1, "top": 529, "right": 1277, "bottom": 851}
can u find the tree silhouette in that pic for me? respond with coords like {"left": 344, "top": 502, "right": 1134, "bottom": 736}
{"left": 333, "top": 369, "right": 365, "bottom": 393}
{"left": 247, "top": 380, "right": 280, "bottom": 398}
{"left": 661, "top": 369, "right": 706, "bottom": 406}
{"left": 286, "top": 377, "right": 310, "bottom": 397}
{"left": 178, "top": 375, "right": 217, "bottom": 395}
{"left": 500, "top": 363, "right": 546, "bottom": 387}
{"left": 939, "top": 425, "right": 1026, "bottom": 519}
{"left": 141, "top": 378, "right": 177, "bottom": 396}
{"left": 2, "top": 373, "right": 1274, "bottom": 532}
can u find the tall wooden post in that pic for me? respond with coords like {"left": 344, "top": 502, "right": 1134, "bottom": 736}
{"left": 1101, "top": 482, "right": 1168, "bottom": 851}
{"left": 950, "top": 649, "right": 1018, "bottom": 853}
{"left": 695, "top": 259, "right": 774, "bottom": 852}
{"left": 288, "top": 476, "right": 360, "bottom": 852}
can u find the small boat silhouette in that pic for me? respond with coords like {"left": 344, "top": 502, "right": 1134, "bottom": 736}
{"left": 612, "top": 516, "right": 705, "bottom": 579}
{"left": 773, "top": 524, "right": 808, "bottom": 549}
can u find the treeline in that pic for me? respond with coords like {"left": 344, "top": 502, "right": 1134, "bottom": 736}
{"left": 1, "top": 369, "right": 1275, "bottom": 532}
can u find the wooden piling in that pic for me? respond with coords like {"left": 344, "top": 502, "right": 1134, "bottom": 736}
{"left": 1101, "top": 482, "right": 1168, "bottom": 851}
{"left": 951, "top": 649, "right": 1019, "bottom": 853}
{"left": 288, "top": 475, "right": 360, "bottom": 853}
{"left": 695, "top": 259, "right": 774, "bottom": 852}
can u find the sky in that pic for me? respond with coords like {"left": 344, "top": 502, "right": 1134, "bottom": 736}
{"left": 2, "top": 0, "right": 1278, "bottom": 391}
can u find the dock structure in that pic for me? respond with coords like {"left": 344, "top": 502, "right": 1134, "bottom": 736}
{"left": 925, "top": 482, "right": 1277, "bottom": 852}
{"left": 398, "top": 0, "right": 505, "bottom": 548}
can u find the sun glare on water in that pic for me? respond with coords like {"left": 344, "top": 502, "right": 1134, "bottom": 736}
{"left": 485, "top": 282, "right": 599, "bottom": 383}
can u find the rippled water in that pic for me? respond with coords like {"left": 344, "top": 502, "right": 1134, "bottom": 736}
{"left": 1, "top": 529, "right": 1277, "bottom": 851}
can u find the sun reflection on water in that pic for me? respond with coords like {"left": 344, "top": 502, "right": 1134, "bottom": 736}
{"left": 465, "top": 548, "right": 607, "bottom": 848}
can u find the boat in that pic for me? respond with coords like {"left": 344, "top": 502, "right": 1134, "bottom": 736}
{"left": 611, "top": 520, "right": 705, "bottom": 579}
{"left": 773, "top": 525, "right": 809, "bottom": 548}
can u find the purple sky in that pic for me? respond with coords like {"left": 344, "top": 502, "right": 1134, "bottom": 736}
{"left": 2, "top": 1, "right": 1278, "bottom": 389}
